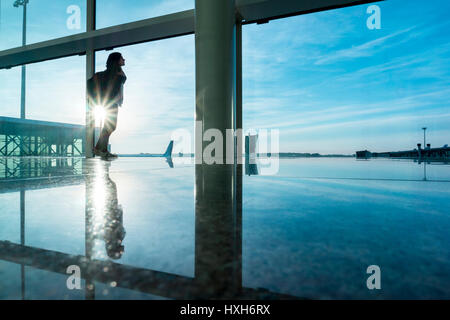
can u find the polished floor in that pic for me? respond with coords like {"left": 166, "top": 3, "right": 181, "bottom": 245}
{"left": 0, "top": 157, "right": 449, "bottom": 299}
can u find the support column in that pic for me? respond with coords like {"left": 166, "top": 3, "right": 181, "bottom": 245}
{"left": 236, "top": 21, "right": 243, "bottom": 151}
{"left": 85, "top": 0, "right": 97, "bottom": 299}
{"left": 85, "top": 0, "right": 96, "bottom": 158}
{"left": 194, "top": 0, "right": 242, "bottom": 298}
{"left": 195, "top": 0, "right": 237, "bottom": 165}
{"left": 235, "top": 19, "right": 243, "bottom": 292}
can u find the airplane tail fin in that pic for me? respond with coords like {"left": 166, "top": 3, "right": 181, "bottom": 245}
{"left": 163, "top": 141, "right": 174, "bottom": 157}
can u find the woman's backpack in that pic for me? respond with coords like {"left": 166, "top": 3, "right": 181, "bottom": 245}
{"left": 87, "top": 71, "right": 124, "bottom": 107}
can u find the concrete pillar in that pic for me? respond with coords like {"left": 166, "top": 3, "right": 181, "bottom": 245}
{"left": 235, "top": 20, "right": 243, "bottom": 291}
{"left": 195, "top": 0, "right": 236, "bottom": 165}
{"left": 84, "top": 0, "right": 96, "bottom": 299}
{"left": 85, "top": 0, "right": 96, "bottom": 158}
{"left": 194, "top": 0, "right": 242, "bottom": 298}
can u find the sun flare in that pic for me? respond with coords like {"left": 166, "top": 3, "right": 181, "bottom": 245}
{"left": 94, "top": 105, "right": 106, "bottom": 127}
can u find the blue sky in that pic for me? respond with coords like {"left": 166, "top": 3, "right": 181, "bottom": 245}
{"left": 0, "top": 0, "right": 449, "bottom": 154}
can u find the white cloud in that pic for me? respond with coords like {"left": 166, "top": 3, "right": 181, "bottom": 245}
{"left": 314, "top": 27, "right": 416, "bottom": 65}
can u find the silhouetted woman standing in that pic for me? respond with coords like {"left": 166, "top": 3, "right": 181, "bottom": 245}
{"left": 93, "top": 52, "right": 127, "bottom": 158}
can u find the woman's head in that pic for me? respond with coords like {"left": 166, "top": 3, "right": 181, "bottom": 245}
{"left": 106, "top": 52, "right": 125, "bottom": 71}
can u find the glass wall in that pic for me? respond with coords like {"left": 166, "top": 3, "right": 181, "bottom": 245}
{"left": 0, "top": 56, "right": 85, "bottom": 157}
{"left": 0, "top": 67, "right": 21, "bottom": 118}
{"left": 242, "top": 0, "right": 450, "bottom": 155}
{"left": 0, "top": 0, "right": 86, "bottom": 51}
{"left": 0, "top": 0, "right": 22, "bottom": 50}
{"left": 95, "top": 34, "right": 195, "bottom": 155}
{"left": 26, "top": 55, "right": 86, "bottom": 124}
{"left": 96, "top": 0, "right": 194, "bottom": 29}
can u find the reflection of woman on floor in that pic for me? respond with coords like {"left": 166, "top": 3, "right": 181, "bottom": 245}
{"left": 103, "top": 173, "right": 126, "bottom": 259}
{"left": 85, "top": 162, "right": 126, "bottom": 260}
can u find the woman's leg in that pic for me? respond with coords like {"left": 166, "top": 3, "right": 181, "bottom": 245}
{"left": 95, "top": 105, "right": 118, "bottom": 152}
{"left": 95, "top": 128, "right": 110, "bottom": 152}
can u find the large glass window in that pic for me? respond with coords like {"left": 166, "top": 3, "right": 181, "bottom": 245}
{"left": 95, "top": 35, "right": 195, "bottom": 155}
{"left": 0, "top": 1, "right": 22, "bottom": 50}
{"left": 96, "top": 0, "right": 194, "bottom": 29}
{"left": 0, "top": 0, "right": 86, "bottom": 51}
{"left": 243, "top": 0, "right": 450, "bottom": 155}
{"left": 0, "top": 67, "right": 21, "bottom": 118}
{"left": 26, "top": 55, "right": 86, "bottom": 124}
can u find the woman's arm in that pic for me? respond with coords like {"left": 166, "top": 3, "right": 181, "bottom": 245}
{"left": 119, "top": 84, "right": 124, "bottom": 106}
